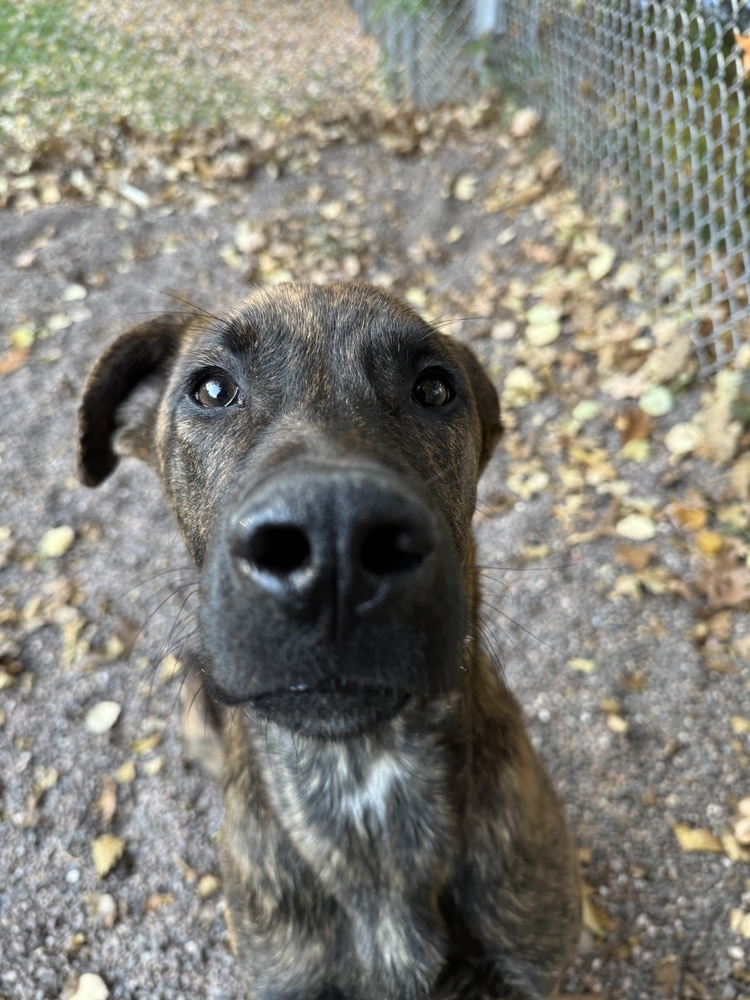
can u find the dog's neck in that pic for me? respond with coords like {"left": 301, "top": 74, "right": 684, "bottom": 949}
{"left": 247, "top": 698, "right": 466, "bottom": 990}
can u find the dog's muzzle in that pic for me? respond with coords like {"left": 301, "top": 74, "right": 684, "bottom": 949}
{"left": 200, "top": 463, "right": 466, "bottom": 736}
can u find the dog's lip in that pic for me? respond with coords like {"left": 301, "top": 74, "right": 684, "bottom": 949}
{"left": 250, "top": 676, "right": 409, "bottom": 701}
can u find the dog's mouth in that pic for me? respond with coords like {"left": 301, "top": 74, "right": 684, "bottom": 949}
{"left": 208, "top": 674, "right": 410, "bottom": 737}
{"left": 251, "top": 678, "right": 411, "bottom": 737}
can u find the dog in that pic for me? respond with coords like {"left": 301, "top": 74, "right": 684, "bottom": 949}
{"left": 78, "top": 282, "right": 581, "bottom": 999}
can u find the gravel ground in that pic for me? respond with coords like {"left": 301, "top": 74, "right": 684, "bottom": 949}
{"left": 0, "top": 123, "right": 749, "bottom": 1000}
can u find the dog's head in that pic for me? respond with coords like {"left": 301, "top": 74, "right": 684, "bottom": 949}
{"left": 79, "top": 283, "right": 501, "bottom": 736}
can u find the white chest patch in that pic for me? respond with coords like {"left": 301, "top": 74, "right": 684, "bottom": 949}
{"left": 337, "top": 753, "right": 407, "bottom": 827}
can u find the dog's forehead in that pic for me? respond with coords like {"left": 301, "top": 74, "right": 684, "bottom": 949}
{"left": 189, "top": 282, "right": 437, "bottom": 364}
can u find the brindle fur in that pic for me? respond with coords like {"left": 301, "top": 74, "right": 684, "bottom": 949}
{"left": 78, "top": 283, "right": 580, "bottom": 1000}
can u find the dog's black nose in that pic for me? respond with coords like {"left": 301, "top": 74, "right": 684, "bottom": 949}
{"left": 229, "top": 467, "right": 435, "bottom": 621}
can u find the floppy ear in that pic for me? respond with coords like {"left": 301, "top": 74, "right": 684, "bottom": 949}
{"left": 78, "top": 314, "right": 192, "bottom": 487}
{"left": 452, "top": 341, "right": 503, "bottom": 472}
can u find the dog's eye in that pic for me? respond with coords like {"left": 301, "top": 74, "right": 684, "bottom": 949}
{"left": 194, "top": 375, "right": 239, "bottom": 408}
{"left": 413, "top": 373, "right": 451, "bottom": 408}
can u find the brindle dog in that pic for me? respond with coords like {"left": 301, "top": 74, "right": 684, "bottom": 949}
{"left": 78, "top": 283, "right": 580, "bottom": 1000}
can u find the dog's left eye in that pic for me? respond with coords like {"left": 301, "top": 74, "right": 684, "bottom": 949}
{"left": 413, "top": 372, "right": 452, "bottom": 408}
{"left": 194, "top": 375, "right": 240, "bottom": 408}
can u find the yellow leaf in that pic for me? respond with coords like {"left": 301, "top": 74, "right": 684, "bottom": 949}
{"left": 132, "top": 733, "right": 162, "bottom": 755}
{"left": 731, "top": 716, "right": 750, "bottom": 734}
{"left": 92, "top": 834, "right": 126, "bottom": 877}
{"left": 568, "top": 657, "right": 596, "bottom": 674}
{"left": 607, "top": 714, "right": 629, "bottom": 735}
{"left": 730, "top": 908, "right": 750, "bottom": 939}
{"left": 581, "top": 884, "right": 617, "bottom": 936}
{"left": 615, "top": 514, "right": 656, "bottom": 541}
{"left": 198, "top": 873, "right": 221, "bottom": 899}
{"left": 696, "top": 531, "right": 724, "bottom": 556}
{"left": 673, "top": 824, "right": 723, "bottom": 853}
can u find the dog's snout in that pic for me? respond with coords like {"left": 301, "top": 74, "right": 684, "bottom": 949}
{"left": 239, "top": 523, "right": 312, "bottom": 578}
{"left": 230, "top": 468, "right": 436, "bottom": 616}
{"left": 359, "top": 523, "right": 429, "bottom": 576}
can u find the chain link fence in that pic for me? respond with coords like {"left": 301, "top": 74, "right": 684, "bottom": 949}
{"left": 1, "top": 0, "right": 748, "bottom": 373}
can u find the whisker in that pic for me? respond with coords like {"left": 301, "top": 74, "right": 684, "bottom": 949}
{"left": 482, "top": 599, "right": 561, "bottom": 660}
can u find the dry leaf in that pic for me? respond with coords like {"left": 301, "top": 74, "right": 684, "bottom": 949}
{"left": 145, "top": 892, "right": 175, "bottom": 912}
{"left": 616, "top": 542, "right": 655, "bottom": 572}
{"left": 509, "top": 108, "right": 540, "bottom": 139}
{"left": 92, "top": 834, "right": 126, "bottom": 878}
{"left": 669, "top": 503, "right": 707, "bottom": 532}
{"left": 453, "top": 174, "right": 477, "bottom": 202}
{"left": 198, "top": 873, "right": 221, "bottom": 899}
{"left": 581, "top": 882, "right": 617, "bottom": 936}
{"left": 696, "top": 531, "right": 724, "bottom": 556}
{"left": 617, "top": 406, "right": 654, "bottom": 444}
{"left": 96, "top": 777, "right": 117, "bottom": 827}
{"left": 673, "top": 824, "right": 723, "bottom": 853}
{"left": 38, "top": 525, "right": 75, "bottom": 558}
{"left": 69, "top": 973, "right": 109, "bottom": 1000}
{"left": 730, "top": 908, "right": 750, "bottom": 939}
{"left": 133, "top": 733, "right": 162, "bottom": 755}
{"left": 568, "top": 657, "right": 596, "bottom": 674}
{"left": 665, "top": 423, "right": 703, "bottom": 456}
{"left": 85, "top": 701, "right": 121, "bottom": 735}
{"left": 697, "top": 564, "right": 750, "bottom": 610}
{"left": 0, "top": 346, "right": 30, "bottom": 375}
{"left": 615, "top": 514, "right": 656, "bottom": 541}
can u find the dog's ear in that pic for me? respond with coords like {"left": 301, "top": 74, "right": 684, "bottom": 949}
{"left": 452, "top": 341, "right": 503, "bottom": 472}
{"left": 78, "top": 314, "right": 192, "bottom": 487}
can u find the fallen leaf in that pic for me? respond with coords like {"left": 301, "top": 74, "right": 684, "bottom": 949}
{"left": 731, "top": 716, "right": 750, "bottom": 734}
{"left": 697, "top": 564, "right": 750, "bottom": 610}
{"left": 132, "top": 733, "right": 162, "bottom": 755}
{"left": 639, "top": 386, "right": 674, "bottom": 416}
{"left": 85, "top": 701, "right": 122, "bottom": 735}
{"left": 569, "top": 657, "right": 596, "bottom": 674}
{"left": 669, "top": 503, "right": 707, "bottom": 532}
{"left": 69, "top": 973, "right": 109, "bottom": 1000}
{"left": 491, "top": 320, "right": 516, "bottom": 341}
{"left": 616, "top": 542, "right": 655, "bottom": 572}
{"left": 607, "top": 713, "right": 629, "bottom": 734}
{"left": 38, "top": 525, "right": 75, "bottom": 558}
{"left": 735, "top": 816, "right": 750, "bottom": 846}
{"left": 453, "top": 174, "right": 477, "bottom": 202}
{"left": 581, "top": 882, "right": 617, "bottom": 936}
{"left": 92, "top": 834, "right": 126, "bottom": 877}
{"left": 96, "top": 777, "right": 117, "bottom": 827}
{"left": 116, "top": 761, "right": 136, "bottom": 784}
{"left": 572, "top": 400, "right": 600, "bottom": 422}
{"left": 720, "top": 829, "right": 750, "bottom": 862}
{"left": 665, "top": 423, "right": 703, "bottom": 456}
{"left": 696, "top": 531, "right": 724, "bottom": 556}
{"left": 509, "top": 107, "right": 540, "bottom": 139}
{"left": 0, "top": 346, "right": 30, "bottom": 375}
{"left": 730, "top": 908, "right": 750, "bottom": 939}
{"left": 615, "top": 514, "right": 656, "bottom": 541}
{"left": 587, "top": 246, "right": 616, "bottom": 282}
{"left": 198, "top": 873, "right": 221, "bottom": 899}
{"left": 617, "top": 406, "right": 654, "bottom": 444}
{"left": 145, "top": 892, "right": 175, "bottom": 912}
{"left": 143, "top": 755, "right": 165, "bottom": 776}
{"left": 673, "top": 824, "right": 723, "bottom": 853}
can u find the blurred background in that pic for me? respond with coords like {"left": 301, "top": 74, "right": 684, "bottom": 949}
{"left": 1, "top": 0, "right": 749, "bottom": 372}
{"left": 2, "top": 4, "right": 750, "bottom": 999}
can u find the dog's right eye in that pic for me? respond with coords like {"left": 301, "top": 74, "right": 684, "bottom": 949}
{"left": 193, "top": 375, "right": 240, "bottom": 408}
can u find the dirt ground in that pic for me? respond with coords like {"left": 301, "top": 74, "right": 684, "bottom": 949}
{"left": 0, "top": 111, "right": 749, "bottom": 1000}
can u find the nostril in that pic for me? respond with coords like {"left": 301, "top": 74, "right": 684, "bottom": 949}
{"left": 244, "top": 525, "right": 311, "bottom": 576}
{"left": 360, "top": 524, "right": 427, "bottom": 576}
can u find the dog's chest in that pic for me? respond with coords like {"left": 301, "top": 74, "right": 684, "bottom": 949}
{"left": 262, "top": 724, "right": 456, "bottom": 992}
